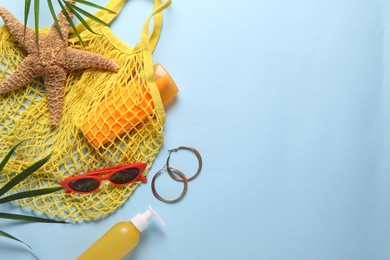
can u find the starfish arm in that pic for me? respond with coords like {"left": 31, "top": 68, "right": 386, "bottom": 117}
{"left": 0, "top": 55, "right": 42, "bottom": 94}
{"left": 0, "top": 7, "right": 38, "bottom": 53}
{"left": 65, "top": 48, "right": 119, "bottom": 72}
{"left": 46, "top": 2, "right": 74, "bottom": 47}
{"left": 43, "top": 66, "right": 67, "bottom": 126}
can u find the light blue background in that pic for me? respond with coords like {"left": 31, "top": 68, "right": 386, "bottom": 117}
{"left": 1, "top": 0, "right": 390, "bottom": 259}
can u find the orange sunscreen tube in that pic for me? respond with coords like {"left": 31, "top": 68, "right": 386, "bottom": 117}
{"left": 81, "top": 64, "right": 178, "bottom": 147}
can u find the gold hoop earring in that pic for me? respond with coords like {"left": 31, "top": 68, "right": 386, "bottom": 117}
{"left": 151, "top": 166, "right": 188, "bottom": 203}
{"left": 166, "top": 146, "right": 202, "bottom": 182}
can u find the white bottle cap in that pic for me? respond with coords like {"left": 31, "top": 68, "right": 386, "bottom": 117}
{"left": 131, "top": 206, "right": 165, "bottom": 232}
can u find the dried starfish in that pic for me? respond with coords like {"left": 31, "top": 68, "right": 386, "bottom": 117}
{"left": 0, "top": 4, "right": 119, "bottom": 126}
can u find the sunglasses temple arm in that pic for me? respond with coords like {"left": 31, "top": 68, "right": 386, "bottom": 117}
{"left": 85, "top": 168, "right": 115, "bottom": 176}
{"left": 139, "top": 176, "right": 147, "bottom": 183}
{"left": 85, "top": 165, "right": 142, "bottom": 176}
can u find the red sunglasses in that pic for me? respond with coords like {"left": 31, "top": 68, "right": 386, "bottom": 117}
{"left": 60, "top": 162, "right": 147, "bottom": 194}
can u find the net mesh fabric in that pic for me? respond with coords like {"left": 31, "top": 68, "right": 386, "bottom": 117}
{"left": 0, "top": 23, "right": 165, "bottom": 221}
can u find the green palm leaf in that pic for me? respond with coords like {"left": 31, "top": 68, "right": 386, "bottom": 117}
{"left": 0, "top": 230, "right": 35, "bottom": 253}
{"left": 0, "top": 212, "right": 66, "bottom": 223}
{"left": 24, "top": 0, "right": 32, "bottom": 34}
{"left": 0, "top": 155, "right": 51, "bottom": 197}
{"left": 0, "top": 143, "right": 67, "bottom": 253}
{"left": 64, "top": 1, "right": 96, "bottom": 35}
{"left": 57, "top": 0, "right": 85, "bottom": 47}
{"left": 47, "top": 0, "right": 63, "bottom": 39}
{"left": 34, "top": 0, "right": 40, "bottom": 46}
{"left": 0, "top": 186, "right": 63, "bottom": 204}
{"left": 25, "top": 0, "right": 115, "bottom": 46}
{"left": 74, "top": 0, "right": 116, "bottom": 14}
{"left": 66, "top": 2, "right": 109, "bottom": 27}
{"left": 0, "top": 142, "right": 22, "bottom": 173}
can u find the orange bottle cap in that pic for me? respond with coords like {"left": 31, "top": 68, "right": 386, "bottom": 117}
{"left": 153, "top": 64, "right": 179, "bottom": 105}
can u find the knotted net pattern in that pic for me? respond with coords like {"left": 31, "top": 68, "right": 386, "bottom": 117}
{"left": 0, "top": 24, "right": 165, "bottom": 222}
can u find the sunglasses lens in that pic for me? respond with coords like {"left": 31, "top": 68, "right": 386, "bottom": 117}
{"left": 69, "top": 178, "right": 99, "bottom": 192}
{"left": 110, "top": 168, "right": 140, "bottom": 184}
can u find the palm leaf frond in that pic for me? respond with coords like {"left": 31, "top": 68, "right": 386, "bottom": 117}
{"left": 47, "top": 0, "right": 63, "bottom": 39}
{"left": 0, "top": 143, "right": 67, "bottom": 252}
{"left": 0, "top": 212, "right": 67, "bottom": 223}
{"left": 0, "top": 230, "right": 36, "bottom": 254}
{"left": 25, "top": 0, "right": 115, "bottom": 46}
{"left": 0, "top": 155, "right": 51, "bottom": 197}
{"left": 66, "top": 2, "right": 109, "bottom": 27}
{"left": 0, "top": 186, "right": 63, "bottom": 204}
{"left": 0, "top": 142, "right": 22, "bottom": 173}
{"left": 74, "top": 0, "right": 116, "bottom": 14}
{"left": 24, "top": 0, "right": 32, "bottom": 34}
{"left": 34, "top": 0, "right": 40, "bottom": 46}
{"left": 64, "top": 1, "right": 96, "bottom": 34}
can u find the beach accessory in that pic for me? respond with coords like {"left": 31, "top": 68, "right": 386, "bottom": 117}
{"left": 0, "top": 4, "right": 119, "bottom": 126}
{"left": 166, "top": 146, "right": 203, "bottom": 181}
{"left": 60, "top": 163, "right": 147, "bottom": 194}
{"left": 82, "top": 63, "right": 178, "bottom": 147}
{"left": 151, "top": 146, "right": 202, "bottom": 203}
{"left": 78, "top": 206, "right": 164, "bottom": 260}
{"left": 152, "top": 166, "right": 188, "bottom": 203}
{"left": 0, "top": 0, "right": 172, "bottom": 222}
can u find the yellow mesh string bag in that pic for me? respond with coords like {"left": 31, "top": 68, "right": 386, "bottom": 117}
{"left": 0, "top": 0, "right": 171, "bottom": 221}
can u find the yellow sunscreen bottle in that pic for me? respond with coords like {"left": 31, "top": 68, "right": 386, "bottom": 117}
{"left": 77, "top": 206, "right": 164, "bottom": 260}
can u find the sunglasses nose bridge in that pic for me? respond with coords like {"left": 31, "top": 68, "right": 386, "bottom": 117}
{"left": 97, "top": 174, "right": 111, "bottom": 181}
